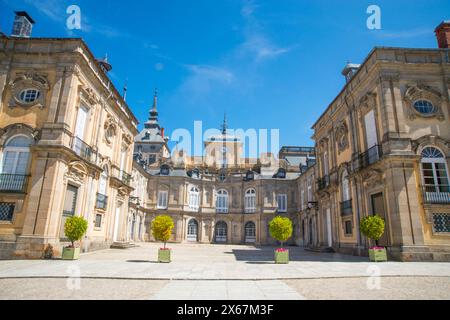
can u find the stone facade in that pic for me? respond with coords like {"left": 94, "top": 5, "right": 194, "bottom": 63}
{"left": 0, "top": 35, "right": 138, "bottom": 259}
{"left": 312, "top": 45, "right": 450, "bottom": 261}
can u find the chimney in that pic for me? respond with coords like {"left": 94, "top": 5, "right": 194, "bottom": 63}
{"left": 161, "top": 127, "right": 165, "bottom": 138}
{"left": 435, "top": 21, "right": 450, "bottom": 49}
{"left": 11, "top": 11, "right": 35, "bottom": 38}
{"left": 342, "top": 63, "right": 360, "bottom": 83}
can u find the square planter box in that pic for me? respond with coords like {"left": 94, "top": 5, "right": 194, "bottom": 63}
{"left": 158, "top": 249, "right": 171, "bottom": 263}
{"left": 274, "top": 249, "right": 289, "bottom": 264}
{"left": 369, "top": 247, "right": 387, "bottom": 262}
{"left": 62, "top": 247, "right": 80, "bottom": 260}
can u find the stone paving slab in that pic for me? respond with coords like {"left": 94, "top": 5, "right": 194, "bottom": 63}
{"left": 151, "top": 280, "right": 305, "bottom": 300}
{"left": 0, "top": 243, "right": 449, "bottom": 280}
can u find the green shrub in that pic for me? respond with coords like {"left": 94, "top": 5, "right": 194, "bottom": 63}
{"left": 360, "top": 215, "right": 385, "bottom": 246}
{"left": 269, "top": 216, "right": 293, "bottom": 248}
{"left": 64, "top": 216, "right": 88, "bottom": 248}
{"left": 151, "top": 215, "right": 174, "bottom": 248}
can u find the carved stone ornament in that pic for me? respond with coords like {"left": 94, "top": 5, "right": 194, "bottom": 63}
{"left": 358, "top": 92, "right": 377, "bottom": 116}
{"left": 64, "top": 161, "right": 88, "bottom": 185}
{"left": 8, "top": 72, "right": 50, "bottom": 109}
{"left": 403, "top": 84, "right": 445, "bottom": 121}
{"left": 103, "top": 115, "right": 118, "bottom": 145}
{"left": 79, "top": 85, "right": 100, "bottom": 106}
{"left": 0, "top": 123, "right": 40, "bottom": 145}
{"left": 361, "top": 169, "right": 383, "bottom": 189}
{"left": 335, "top": 121, "right": 349, "bottom": 153}
{"left": 122, "top": 133, "right": 133, "bottom": 147}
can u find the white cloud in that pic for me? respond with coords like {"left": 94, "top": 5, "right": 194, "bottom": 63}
{"left": 184, "top": 64, "right": 234, "bottom": 84}
{"left": 155, "top": 63, "right": 164, "bottom": 71}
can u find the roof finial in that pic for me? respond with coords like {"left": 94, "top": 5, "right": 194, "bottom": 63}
{"left": 122, "top": 78, "right": 128, "bottom": 101}
{"left": 221, "top": 112, "right": 228, "bottom": 135}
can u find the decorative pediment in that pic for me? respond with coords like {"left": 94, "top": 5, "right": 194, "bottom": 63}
{"left": 122, "top": 133, "right": 133, "bottom": 147}
{"left": 335, "top": 121, "right": 349, "bottom": 153}
{"left": 411, "top": 135, "right": 450, "bottom": 154}
{"left": 0, "top": 123, "right": 40, "bottom": 145}
{"left": 8, "top": 71, "right": 50, "bottom": 109}
{"left": 403, "top": 84, "right": 445, "bottom": 121}
{"left": 358, "top": 92, "right": 377, "bottom": 115}
{"left": 361, "top": 169, "right": 383, "bottom": 188}
{"left": 65, "top": 161, "right": 88, "bottom": 185}
{"left": 79, "top": 85, "right": 100, "bottom": 106}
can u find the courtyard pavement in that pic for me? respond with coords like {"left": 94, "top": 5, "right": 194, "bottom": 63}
{"left": 0, "top": 243, "right": 449, "bottom": 300}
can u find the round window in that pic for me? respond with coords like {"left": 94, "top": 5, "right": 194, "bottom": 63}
{"left": 413, "top": 100, "right": 436, "bottom": 115}
{"left": 19, "top": 89, "right": 40, "bottom": 103}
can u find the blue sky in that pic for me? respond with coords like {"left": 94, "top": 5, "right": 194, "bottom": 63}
{"left": 1, "top": 0, "right": 449, "bottom": 152}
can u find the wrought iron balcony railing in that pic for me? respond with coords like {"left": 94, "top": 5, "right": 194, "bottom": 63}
{"left": 216, "top": 208, "right": 229, "bottom": 214}
{"left": 96, "top": 193, "right": 108, "bottom": 210}
{"left": 422, "top": 186, "right": 450, "bottom": 204}
{"left": 340, "top": 199, "right": 353, "bottom": 216}
{"left": 353, "top": 144, "right": 383, "bottom": 172}
{"left": 71, "top": 136, "right": 97, "bottom": 163}
{"left": 317, "top": 175, "right": 330, "bottom": 191}
{"left": 0, "top": 174, "right": 30, "bottom": 193}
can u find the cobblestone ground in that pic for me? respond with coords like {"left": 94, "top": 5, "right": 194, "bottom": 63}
{"left": 0, "top": 243, "right": 449, "bottom": 300}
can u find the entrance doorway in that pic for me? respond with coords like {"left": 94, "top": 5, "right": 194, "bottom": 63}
{"left": 215, "top": 221, "right": 228, "bottom": 243}
{"left": 370, "top": 193, "right": 388, "bottom": 246}
{"left": 187, "top": 219, "right": 198, "bottom": 242}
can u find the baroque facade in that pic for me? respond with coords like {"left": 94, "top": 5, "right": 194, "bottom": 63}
{"left": 0, "top": 16, "right": 138, "bottom": 258}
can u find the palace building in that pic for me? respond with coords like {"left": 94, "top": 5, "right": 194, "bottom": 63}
{"left": 0, "top": 11, "right": 449, "bottom": 261}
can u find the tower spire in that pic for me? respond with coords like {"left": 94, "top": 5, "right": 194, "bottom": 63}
{"left": 144, "top": 88, "right": 160, "bottom": 129}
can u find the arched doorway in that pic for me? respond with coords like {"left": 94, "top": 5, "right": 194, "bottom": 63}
{"left": 244, "top": 221, "right": 256, "bottom": 243}
{"left": 187, "top": 219, "right": 198, "bottom": 242}
{"left": 215, "top": 221, "right": 227, "bottom": 243}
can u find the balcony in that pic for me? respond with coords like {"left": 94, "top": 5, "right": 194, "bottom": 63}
{"left": 0, "top": 174, "right": 30, "bottom": 193}
{"left": 422, "top": 186, "right": 450, "bottom": 205}
{"left": 317, "top": 175, "right": 330, "bottom": 191}
{"left": 71, "top": 136, "right": 97, "bottom": 163}
{"left": 95, "top": 193, "right": 108, "bottom": 210}
{"left": 353, "top": 144, "right": 383, "bottom": 172}
{"left": 216, "top": 208, "right": 229, "bottom": 214}
{"left": 340, "top": 199, "right": 353, "bottom": 216}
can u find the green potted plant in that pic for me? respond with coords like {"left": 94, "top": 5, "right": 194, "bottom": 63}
{"left": 151, "top": 215, "right": 174, "bottom": 263}
{"left": 360, "top": 214, "right": 387, "bottom": 262}
{"left": 62, "top": 216, "right": 88, "bottom": 260}
{"left": 269, "top": 216, "right": 293, "bottom": 264}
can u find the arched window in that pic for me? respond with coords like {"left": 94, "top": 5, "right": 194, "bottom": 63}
{"left": 421, "top": 147, "right": 449, "bottom": 202}
{"left": 342, "top": 170, "right": 350, "bottom": 201}
{"left": 245, "top": 221, "right": 256, "bottom": 243}
{"left": 19, "top": 88, "right": 40, "bottom": 103}
{"left": 160, "top": 165, "right": 170, "bottom": 176}
{"left": 215, "top": 221, "right": 227, "bottom": 242}
{"left": 216, "top": 189, "right": 228, "bottom": 213}
{"left": 189, "top": 186, "right": 200, "bottom": 211}
{"left": 1, "top": 135, "right": 32, "bottom": 175}
{"left": 187, "top": 219, "right": 198, "bottom": 242}
{"left": 244, "top": 189, "right": 256, "bottom": 213}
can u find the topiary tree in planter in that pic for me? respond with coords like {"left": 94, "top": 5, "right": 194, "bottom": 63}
{"left": 151, "top": 215, "right": 174, "bottom": 263}
{"left": 62, "top": 216, "right": 88, "bottom": 260}
{"left": 360, "top": 214, "right": 387, "bottom": 262}
{"left": 269, "top": 216, "right": 293, "bottom": 264}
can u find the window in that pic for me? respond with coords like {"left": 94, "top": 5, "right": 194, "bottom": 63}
{"left": 0, "top": 202, "right": 15, "bottom": 222}
{"left": 157, "top": 190, "right": 168, "bottom": 209}
{"left": 245, "top": 222, "right": 256, "bottom": 243}
{"left": 307, "top": 179, "right": 312, "bottom": 202}
{"left": 300, "top": 189, "right": 304, "bottom": 211}
{"left": 342, "top": 170, "right": 350, "bottom": 201}
{"left": 160, "top": 165, "right": 170, "bottom": 176}
{"left": 94, "top": 214, "right": 102, "bottom": 229}
{"left": 275, "top": 168, "right": 286, "bottom": 179}
{"left": 421, "top": 147, "right": 450, "bottom": 196}
{"left": 19, "top": 88, "right": 40, "bottom": 103}
{"left": 276, "top": 194, "right": 287, "bottom": 212}
{"left": 216, "top": 189, "right": 228, "bottom": 213}
{"left": 433, "top": 213, "right": 450, "bottom": 233}
{"left": 189, "top": 187, "right": 200, "bottom": 211}
{"left": 344, "top": 220, "right": 352, "bottom": 235}
{"left": 74, "top": 105, "right": 89, "bottom": 140}
{"left": 245, "top": 189, "right": 256, "bottom": 213}
{"left": 413, "top": 100, "right": 436, "bottom": 115}
{"left": 245, "top": 170, "right": 254, "bottom": 181}
{"left": 1, "top": 135, "right": 32, "bottom": 175}
{"left": 62, "top": 185, "right": 78, "bottom": 217}
{"left": 98, "top": 167, "right": 108, "bottom": 195}
{"left": 323, "top": 151, "right": 329, "bottom": 176}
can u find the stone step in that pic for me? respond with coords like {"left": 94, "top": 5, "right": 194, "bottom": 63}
{"left": 110, "top": 242, "right": 139, "bottom": 249}
{"left": 304, "top": 246, "right": 335, "bottom": 253}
